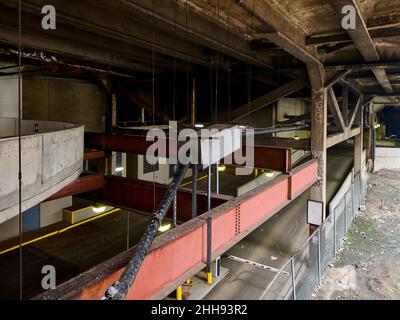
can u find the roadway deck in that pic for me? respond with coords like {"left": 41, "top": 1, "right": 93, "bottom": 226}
{"left": 204, "top": 146, "right": 354, "bottom": 299}
{"left": 0, "top": 147, "right": 353, "bottom": 300}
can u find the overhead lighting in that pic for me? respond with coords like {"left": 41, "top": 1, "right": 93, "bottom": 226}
{"left": 115, "top": 167, "right": 124, "bottom": 173}
{"left": 218, "top": 164, "right": 227, "bottom": 172}
{"left": 239, "top": 125, "right": 247, "bottom": 129}
{"left": 265, "top": 170, "right": 274, "bottom": 178}
{"left": 195, "top": 123, "right": 204, "bottom": 129}
{"left": 374, "top": 123, "right": 381, "bottom": 129}
{"left": 158, "top": 223, "right": 172, "bottom": 233}
{"left": 294, "top": 135, "right": 300, "bottom": 140}
{"left": 92, "top": 204, "right": 106, "bottom": 214}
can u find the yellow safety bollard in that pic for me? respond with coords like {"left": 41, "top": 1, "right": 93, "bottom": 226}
{"left": 176, "top": 286, "right": 183, "bottom": 300}
{"left": 207, "top": 272, "right": 213, "bottom": 285}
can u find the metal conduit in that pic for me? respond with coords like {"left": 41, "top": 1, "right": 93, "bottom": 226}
{"left": 251, "top": 124, "right": 310, "bottom": 136}
{"left": 106, "top": 163, "right": 189, "bottom": 300}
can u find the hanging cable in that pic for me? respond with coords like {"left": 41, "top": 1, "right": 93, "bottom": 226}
{"left": 152, "top": 0, "right": 156, "bottom": 214}
{"left": 105, "top": 163, "right": 189, "bottom": 300}
{"left": 173, "top": 1, "right": 177, "bottom": 122}
{"left": 214, "top": 0, "right": 220, "bottom": 122}
{"left": 18, "top": 0, "right": 23, "bottom": 301}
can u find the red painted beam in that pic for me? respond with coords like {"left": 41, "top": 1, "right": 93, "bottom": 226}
{"left": 83, "top": 176, "right": 227, "bottom": 222}
{"left": 35, "top": 159, "right": 318, "bottom": 300}
{"left": 45, "top": 174, "right": 106, "bottom": 201}
{"left": 86, "top": 133, "right": 292, "bottom": 172}
{"left": 227, "top": 145, "right": 292, "bottom": 172}
{"left": 86, "top": 133, "right": 159, "bottom": 155}
{"left": 84, "top": 150, "right": 106, "bottom": 161}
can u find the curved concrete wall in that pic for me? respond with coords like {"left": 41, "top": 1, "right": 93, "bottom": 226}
{"left": 0, "top": 119, "right": 84, "bottom": 224}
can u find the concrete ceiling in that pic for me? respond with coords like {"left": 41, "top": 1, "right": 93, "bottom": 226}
{"left": 0, "top": 0, "right": 399, "bottom": 96}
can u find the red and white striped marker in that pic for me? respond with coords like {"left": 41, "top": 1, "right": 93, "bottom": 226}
{"left": 226, "top": 255, "right": 289, "bottom": 275}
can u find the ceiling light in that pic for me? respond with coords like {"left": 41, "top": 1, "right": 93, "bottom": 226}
{"left": 265, "top": 170, "right": 274, "bottom": 178}
{"left": 374, "top": 123, "right": 381, "bottom": 129}
{"left": 92, "top": 204, "right": 106, "bottom": 214}
{"left": 158, "top": 223, "right": 172, "bottom": 233}
{"left": 294, "top": 135, "right": 300, "bottom": 140}
{"left": 115, "top": 167, "right": 124, "bottom": 172}
{"left": 195, "top": 123, "right": 204, "bottom": 129}
{"left": 218, "top": 164, "right": 227, "bottom": 172}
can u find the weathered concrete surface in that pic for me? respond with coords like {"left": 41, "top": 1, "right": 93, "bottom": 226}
{"left": 374, "top": 147, "right": 400, "bottom": 171}
{"left": 315, "top": 170, "right": 400, "bottom": 300}
{"left": 0, "top": 119, "right": 84, "bottom": 224}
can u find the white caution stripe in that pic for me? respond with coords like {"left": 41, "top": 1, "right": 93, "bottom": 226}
{"left": 226, "top": 255, "right": 289, "bottom": 275}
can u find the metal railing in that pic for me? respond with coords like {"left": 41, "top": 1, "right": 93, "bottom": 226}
{"left": 260, "top": 170, "right": 368, "bottom": 300}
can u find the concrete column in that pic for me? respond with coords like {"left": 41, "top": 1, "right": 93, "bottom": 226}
{"left": 310, "top": 87, "right": 327, "bottom": 217}
{"left": 354, "top": 102, "right": 363, "bottom": 177}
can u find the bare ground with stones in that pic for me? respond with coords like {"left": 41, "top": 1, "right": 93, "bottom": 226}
{"left": 315, "top": 169, "right": 400, "bottom": 300}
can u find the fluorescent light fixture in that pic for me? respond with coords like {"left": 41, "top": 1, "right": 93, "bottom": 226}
{"left": 115, "top": 167, "right": 124, "bottom": 172}
{"left": 92, "top": 205, "right": 106, "bottom": 214}
{"left": 218, "top": 164, "right": 227, "bottom": 172}
{"left": 265, "top": 170, "right": 274, "bottom": 178}
{"left": 158, "top": 223, "right": 172, "bottom": 233}
{"left": 195, "top": 123, "right": 204, "bottom": 128}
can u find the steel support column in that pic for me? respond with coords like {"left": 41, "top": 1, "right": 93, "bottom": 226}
{"left": 309, "top": 75, "right": 327, "bottom": 218}
{"left": 354, "top": 101, "right": 364, "bottom": 176}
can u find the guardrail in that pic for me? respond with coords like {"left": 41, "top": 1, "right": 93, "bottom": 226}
{"left": 260, "top": 168, "right": 368, "bottom": 300}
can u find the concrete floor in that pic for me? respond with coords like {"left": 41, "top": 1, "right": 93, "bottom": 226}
{"left": 204, "top": 146, "right": 354, "bottom": 300}
{"left": 0, "top": 210, "right": 149, "bottom": 300}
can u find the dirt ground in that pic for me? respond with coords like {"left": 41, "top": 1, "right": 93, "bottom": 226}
{"left": 315, "top": 170, "right": 400, "bottom": 300}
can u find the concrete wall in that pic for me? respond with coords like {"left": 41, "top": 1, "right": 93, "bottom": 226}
{"left": 0, "top": 197, "right": 72, "bottom": 243}
{"left": 0, "top": 122, "right": 84, "bottom": 224}
{"left": 0, "top": 76, "right": 18, "bottom": 119}
{"left": 0, "top": 216, "right": 19, "bottom": 242}
{"left": 375, "top": 147, "right": 400, "bottom": 171}
{"left": 40, "top": 197, "right": 72, "bottom": 228}
{"left": 22, "top": 78, "right": 105, "bottom": 132}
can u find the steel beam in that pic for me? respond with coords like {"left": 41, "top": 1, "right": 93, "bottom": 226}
{"left": 254, "top": 137, "right": 310, "bottom": 150}
{"left": 117, "top": 0, "right": 273, "bottom": 68}
{"left": 84, "top": 150, "right": 106, "bottom": 161}
{"left": 327, "top": 127, "right": 361, "bottom": 149}
{"left": 82, "top": 176, "right": 228, "bottom": 223}
{"left": 229, "top": 145, "right": 292, "bottom": 173}
{"left": 309, "top": 65, "right": 327, "bottom": 216}
{"left": 45, "top": 174, "right": 106, "bottom": 202}
{"left": 327, "top": 87, "right": 346, "bottom": 131}
{"left": 86, "top": 133, "right": 292, "bottom": 173}
{"left": 348, "top": 97, "right": 362, "bottom": 129}
{"left": 85, "top": 133, "right": 169, "bottom": 157}
{"left": 34, "top": 159, "right": 318, "bottom": 301}
{"left": 326, "top": 61, "right": 400, "bottom": 72}
{"left": 306, "top": 27, "right": 400, "bottom": 46}
{"left": 231, "top": 0, "right": 321, "bottom": 65}
{"left": 230, "top": 79, "right": 307, "bottom": 122}
{"left": 329, "top": 0, "right": 393, "bottom": 94}
{"left": 118, "top": 90, "right": 171, "bottom": 124}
